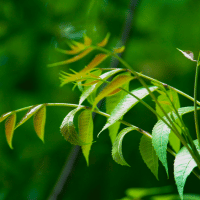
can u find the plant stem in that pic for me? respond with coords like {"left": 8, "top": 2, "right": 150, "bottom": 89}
{"left": 194, "top": 53, "right": 200, "bottom": 146}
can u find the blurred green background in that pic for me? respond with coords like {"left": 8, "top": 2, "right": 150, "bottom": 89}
{"left": 1, "top": 0, "right": 200, "bottom": 199}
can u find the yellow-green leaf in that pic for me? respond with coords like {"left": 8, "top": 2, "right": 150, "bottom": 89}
{"left": 5, "top": 113, "right": 16, "bottom": 149}
{"left": 0, "top": 111, "right": 12, "bottom": 123}
{"left": 93, "top": 75, "right": 134, "bottom": 110}
{"left": 60, "top": 107, "right": 85, "bottom": 145}
{"left": 78, "top": 110, "right": 93, "bottom": 165}
{"left": 83, "top": 35, "right": 92, "bottom": 46}
{"left": 97, "top": 33, "right": 110, "bottom": 47}
{"left": 15, "top": 104, "right": 43, "bottom": 129}
{"left": 33, "top": 105, "right": 46, "bottom": 142}
{"left": 48, "top": 47, "right": 93, "bottom": 67}
{"left": 113, "top": 46, "right": 125, "bottom": 53}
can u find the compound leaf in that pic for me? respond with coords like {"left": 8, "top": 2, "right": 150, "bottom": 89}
{"left": 152, "top": 106, "right": 200, "bottom": 177}
{"left": 5, "top": 113, "right": 16, "bottom": 149}
{"left": 15, "top": 104, "right": 43, "bottom": 129}
{"left": 139, "top": 135, "right": 159, "bottom": 180}
{"left": 60, "top": 106, "right": 85, "bottom": 145}
{"left": 33, "top": 105, "right": 46, "bottom": 142}
{"left": 78, "top": 110, "right": 93, "bottom": 165}
{"left": 174, "top": 139, "right": 200, "bottom": 200}
{"left": 112, "top": 126, "right": 137, "bottom": 166}
{"left": 99, "top": 86, "right": 158, "bottom": 135}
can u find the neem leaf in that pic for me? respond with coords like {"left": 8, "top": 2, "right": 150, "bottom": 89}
{"left": 112, "top": 126, "right": 137, "bottom": 166}
{"left": 78, "top": 110, "right": 93, "bottom": 165}
{"left": 106, "top": 73, "right": 130, "bottom": 144}
{"left": 92, "top": 74, "right": 134, "bottom": 110}
{"left": 152, "top": 106, "right": 200, "bottom": 177}
{"left": 79, "top": 68, "right": 123, "bottom": 105}
{"left": 113, "top": 46, "right": 125, "bottom": 53}
{"left": 97, "top": 33, "right": 110, "bottom": 47}
{"left": 139, "top": 135, "right": 159, "bottom": 180}
{"left": 15, "top": 104, "right": 43, "bottom": 129}
{"left": 99, "top": 86, "right": 158, "bottom": 135}
{"left": 156, "top": 90, "right": 181, "bottom": 153}
{"left": 60, "top": 106, "right": 85, "bottom": 145}
{"left": 33, "top": 105, "right": 46, "bottom": 142}
{"left": 5, "top": 113, "right": 16, "bottom": 149}
{"left": 174, "top": 139, "right": 200, "bottom": 200}
{"left": 177, "top": 48, "right": 196, "bottom": 62}
{"left": 0, "top": 111, "right": 12, "bottom": 123}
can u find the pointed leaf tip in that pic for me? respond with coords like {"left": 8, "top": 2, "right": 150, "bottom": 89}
{"left": 177, "top": 48, "right": 196, "bottom": 62}
{"left": 5, "top": 113, "right": 16, "bottom": 149}
{"left": 113, "top": 46, "right": 125, "bottom": 54}
{"left": 97, "top": 33, "right": 110, "bottom": 47}
{"left": 112, "top": 126, "right": 137, "bottom": 166}
{"left": 33, "top": 105, "right": 46, "bottom": 142}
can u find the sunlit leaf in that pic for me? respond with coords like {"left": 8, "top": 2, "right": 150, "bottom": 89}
{"left": 5, "top": 113, "right": 16, "bottom": 149}
{"left": 112, "top": 126, "right": 137, "bottom": 166}
{"left": 60, "top": 106, "right": 85, "bottom": 145}
{"left": 99, "top": 86, "right": 158, "bottom": 136}
{"left": 56, "top": 47, "right": 82, "bottom": 55}
{"left": 15, "top": 104, "right": 43, "bottom": 129}
{"left": 78, "top": 110, "right": 93, "bottom": 165}
{"left": 83, "top": 35, "right": 92, "bottom": 46}
{"left": 177, "top": 48, "right": 196, "bottom": 62}
{"left": 113, "top": 46, "right": 125, "bottom": 53}
{"left": 97, "top": 33, "right": 110, "bottom": 47}
{"left": 79, "top": 68, "right": 124, "bottom": 105}
{"left": 152, "top": 106, "right": 200, "bottom": 177}
{"left": 48, "top": 47, "right": 93, "bottom": 67}
{"left": 81, "top": 54, "right": 108, "bottom": 74}
{"left": 156, "top": 90, "right": 181, "bottom": 153}
{"left": 174, "top": 139, "right": 200, "bottom": 200}
{"left": 0, "top": 111, "right": 12, "bottom": 123}
{"left": 33, "top": 105, "right": 46, "bottom": 142}
{"left": 139, "top": 135, "right": 159, "bottom": 180}
{"left": 106, "top": 73, "right": 129, "bottom": 144}
{"left": 92, "top": 74, "right": 134, "bottom": 110}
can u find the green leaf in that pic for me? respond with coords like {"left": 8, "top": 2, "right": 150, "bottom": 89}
{"left": 15, "top": 104, "right": 43, "bottom": 129}
{"left": 152, "top": 106, "right": 200, "bottom": 177}
{"left": 139, "top": 135, "right": 159, "bottom": 180}
{"left": 174, "top": 139, "right": 200, "bottom": 200}
{"left": 60, "top": 106, "right": 85, "bottom": 145}
{"left": 33, "top": 105, "right": 46, "bottom": 142}
{"left": 5, "top": 113, "right": 16, "bottom": 149}
{"left": 150, "top": 194, "right": 200, "bottom": 200}
{"left": 99, "top": 86, "right": 158, "bottom": 135}
{"left": 0, "top": 111, "right": 12, "bottom": 123}
{"left": 156, "top": 89, "right": 181, "bottom": 153}
{"left": 79, "top": 68, "right": 124, "bottom": 105}
{"left": 112, "top": 126, "right": 137, "bottom": 166}
{"left": 78, "top": 110, "right": 93, "bottom": 165}
{"left": 106, "top": 73, "right": 130, "bottom": 144}
{"left": 92, "top": 74, "right": 133, "bottom": 110}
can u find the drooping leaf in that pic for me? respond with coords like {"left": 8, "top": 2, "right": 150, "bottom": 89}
{"left": 15, "top": 104, "right": 43, "bottom": 129}
{"left": 174, "top": 139, "right": 200, "bottom": 200}
{"left": 33, "top": 105, "right": 46, "bottom": 142}
{"left": 177, "top": 48, "right": 196, "bottom": 62}
{"left": 112, "top": 126, "right": 137, "bottom": 166}
{"left": 48, "top": 47, "right": 93, "bottom": 67}
{"left": 78, "top": 110, "right": 93, "bottom": 165}
{"left": 156, "top": 90, "right": 181, "bottom": 153}
{"left": 0, "top": 111, "right": 12, "bottom": 123}
{"left": 92, "top": 74, "right": 134, "bottom": 110}
{"left": 79, "top": 68, "right": 124, "bottom": 105}
{"left": 139, "top": 135, "right": 159, "bottom": 180}
{"left": 99, "top": 86, "right": 158, "bottom": 135}
{"left": 60, "top": 106, "right": 85, "bottom": 145}
{"left": 5, "top": 113, "right": 16, "bottom": 149}
{"left": 97, "top": 33, "right": 110, "bottom": 47}
{"left": 106, "top": 73, "right": 129, "bottom": 144}
{"left": 152, "top": 106, "right": 200, "bottom": 177}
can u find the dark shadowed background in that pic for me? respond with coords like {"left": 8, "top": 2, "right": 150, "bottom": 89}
{"left": 0, "top": 0, "right": 200, "bottom": 199}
